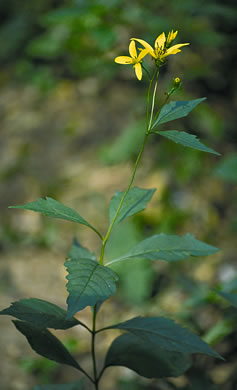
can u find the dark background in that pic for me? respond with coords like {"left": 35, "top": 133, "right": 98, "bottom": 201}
{"left": 0, "top": 1, "right": 237, "bottom": 389}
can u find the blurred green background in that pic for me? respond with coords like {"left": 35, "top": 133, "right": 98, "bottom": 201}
{"left": 0, "top": 1, "right": 237, "bottom": 389}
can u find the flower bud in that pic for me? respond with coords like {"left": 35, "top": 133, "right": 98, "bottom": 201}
{"left": 173, "top": 77, "right": 181, "bottom": 87}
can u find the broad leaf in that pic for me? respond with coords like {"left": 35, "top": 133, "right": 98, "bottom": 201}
{"left": 152, "top": 98, "right": 206, "bottom": 127}
{"left": 35, "top": 380, "right": 84, "bottom": 390}
{"left": 65, "top": 258, "right": 118, "bottom": 318}
{"left": 218, "top": 292, "right": 237, "bottom": 308}
{"left": 107, "top": 233, "right": 219, "bottom": 266}
{"left": 67, "top": 239, "right": 96, "bottom": 261}
{"left": 9, "top": 197, "right": 101, "bottom": 237}
{"left": 154, "top": 130, "right": 220, "bottom": 156}
{"left": 109, "top": 187, "right": 156, "bottom": 225}
{"left": 214, "top": 153, "right": 237, "bottom": 183}
{"left": 105, "top": 333, "right": 192, "bottom": 378}
{"left": 0, "top": 298, "right": 79, "bottom": 330}
{"left": 107, "top": 316, "right": 222, "bottom": 359}
{"left": 13, "top": 321, "right": 80, "bottom": 369}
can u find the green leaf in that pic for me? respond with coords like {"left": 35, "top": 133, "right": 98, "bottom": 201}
{"left": 9, "top": 197, "right": 101, "bottom": 238}
{"left": 68, "top": 239, "right": 96, "bottom": 261}
{"left": 0, "top": 299, "right": 80, "bottom": 330}
{"left": 107, "top": 233, "right": 219, "bottom": 266}
{"left": 214, "top": 154, "right": 237, "bottom": 183}
{"left": 218, "top": 292, "right": 237, "bottom": 308}
{"left": 109, "top": 187, "right": 156, "bottom": 225}
{"left": 152, "top": 98, "right": 206, "bottom": 127}
{"left": 65, "top": 258, "right": 118, "bottom": 318}
{"left": 105, "top": 333, "right": 192, "bottom": 378}
{"left": 107, "top": 316, "right": 223, "bottom": 359}
{"left": 203, "top": 319, "right": 233, "bottom": 345}
{"left": 13, "top": 321, "right": 81, "bottom": 369}
{"left": 154, "top": 130, "right": 220, "bottom": 156}
{"left": 35, "top": 380, "right": 84, "bottom": 390}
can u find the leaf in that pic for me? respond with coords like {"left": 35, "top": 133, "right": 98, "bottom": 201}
{"left": 214, "top": 154, "right": 237, "bottom": 183}
{"left": 109, "top": 187, "right": 156, "bottom": 225}
{"left": 107, "top": 233, "right": 219, "bottom": 266}
{"left": 152, "top": 98, "right": 206, "bottom": 127}
{"left": 107, "top": 316, "right": 223, "bottom": 359}
{"left": 9, "top": 197, "right": 101, "bottom": 238}
{"left": 13, "top": 321, "right": 81, "bottom": 369}
{"left": 67, "top": 239, "right": 96, "bottom": 261}
{"left": 35, "top": 380, "right": 84, "bottom": 390}
{"left": 154, "top": 130, "right": 220, "bottom": 156}
{"left": 0, "top": 298, "right": 79, "bottom": 330}
{"left": 105, "top": 333, "right": 192, "bottom": 378}
{"left": 218, "top": 292, "right": 237, "bottom": 308}
{"left": 65, "top": 258, "right": 118, "bottom": 318}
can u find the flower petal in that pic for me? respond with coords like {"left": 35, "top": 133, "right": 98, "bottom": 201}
{"left": 166, "top": 43, "right": 189, "bottom": 55}
{"left": 131, "top": 38, "right": 155, "bottom": 58}
{"left": 114, "top": 56, "right": 133, "bottom": 64}
{"left": 134, "top": 63, "right": 142, "bottom": 80}
{"left": 137, "top": 48, "right": 149, "bottom": 61}
{"left": 155, "top": 32, "right": 166, "bottom": 49}
{"left": 129, "top": 40, "right": 137, "bottom": 58}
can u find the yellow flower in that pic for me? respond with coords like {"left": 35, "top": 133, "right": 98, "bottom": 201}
{"left": 114, "top": 40, "right": 148, "bottom": 80}
{"left": 166, "top": 29, "right": 178, "bottom": 47}
{"left": 131, "top": 30, "right": 189, "bottom": 65}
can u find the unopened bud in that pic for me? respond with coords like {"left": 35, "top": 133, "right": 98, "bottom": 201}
{"left": 173, "top": 77, "right": 181, "bottom": 87}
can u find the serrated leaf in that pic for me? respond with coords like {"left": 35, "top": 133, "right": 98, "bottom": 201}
{"left": 109, "top": 187, "right": 156, "bottom": 225}
{"left": 67, "top": 239, "right": 96, "bottom": 261}
{"left": 154, "top": 130, "right": 220, "bottom": 156}
{"left": 9, "top": 197, "right": 101, "bottom": 237}
{"left": 218, "top": 292, "right": 237, "bottom": 308}
{"left": 35, "top": 379, "right": 84, "bottom": 390}
{"left": 107, "top": 233, "right": 219, "bottom": 266}
{"left": 152, "top": 98, "right": 206, "bottom": 127}
{"left": 13, "top": 321, "right": 81, "bottom": 369}
{"left": 65, "top": 258, "right": 118, "bottom": 318}
{"left": 107, "top": 316, "right": 223, "bottom": 359}
{"left": 105, "top": 333, "right": 192, "bottom": 378}
{"left": 0, "top": 298, "right": 79, "bottom": 330}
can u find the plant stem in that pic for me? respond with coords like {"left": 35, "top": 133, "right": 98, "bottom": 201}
{"left": 146, "top": 68, "right": 158, "bottom": 129}
{"left": 152, "top": 83, "right": 177, "bottom": 127}
{"left": 91, "top": 306, "right": 99, "bottom": 389}
{"left": 99, "top": 68, "right": 160, "bottom": 266}
{"left": 99, "top": 132, "right": 148, "bottom": 265}
{"left": 94, "top": 68, "right": 160, "bottom": 388}
{"left": 147, "top": 70, "right": 159, "bottom": 133}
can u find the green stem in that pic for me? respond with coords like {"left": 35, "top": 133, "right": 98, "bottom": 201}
{"left": 147, "top": 70, "right": 159, "bottom": 133}
{"left": 91, "top": 306, "right": 99, "bottom": 389}
{"left": 152, "top": 84, "right": 177, "bottom": 127}
{"left": 99, "top": 132, "right": 148, "bottom": 265}
{"left": 146, "top": 68, "right": 158, "bottom": 130}
{"left": 93, "top": 67, "right": 160, "bottom": 389}
{"left": 97, "top": 366, "right": 107, "bottom": 384}
{"left": 78, "top": 366, "right": 94, "bottom": 384}
{"left": 99, "top": 68, "right": 160, "bottom": 266}
{"left": 77, "top": 320, "right": 92, "bottom": 333}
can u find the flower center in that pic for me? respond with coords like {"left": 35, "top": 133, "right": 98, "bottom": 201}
{"left": 155, "top": 47, "right": 166, "bottom": 60}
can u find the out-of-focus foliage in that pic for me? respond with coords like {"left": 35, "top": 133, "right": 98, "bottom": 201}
{"left": 1, "top": 0, "right": 237, "bottom": 88}
{"left": 0, "top": 0, "right": 237, "bottom": 389}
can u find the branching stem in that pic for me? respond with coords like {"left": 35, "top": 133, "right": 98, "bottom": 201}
{"left": 93, "top": 66, "right": 160, "bottom": 388}
{"left": 91, "top": 306, "right": 99, "bottom": 389}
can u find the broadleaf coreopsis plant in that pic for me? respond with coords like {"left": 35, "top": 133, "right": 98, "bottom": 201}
{"left": 1, "top": 30, "right": 223, "bottom": 390}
